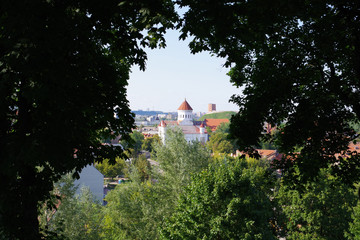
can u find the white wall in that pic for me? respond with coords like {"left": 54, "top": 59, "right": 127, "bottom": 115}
{"left": 184, "top": 133, "right": 208, "bottom": 143}
{"left": 74, "top": 165, "right": 104, "bottom": 202}
{"left": 178, "top": 109, "right": 193, "bottom": 125}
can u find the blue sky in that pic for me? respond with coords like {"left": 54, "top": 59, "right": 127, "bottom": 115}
{"left": 127, "top": 29, "right": 241, "bottom": 113}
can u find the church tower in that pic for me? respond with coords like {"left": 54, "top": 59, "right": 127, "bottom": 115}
{"left": 177, "top": 99, "right": 193, "bottom": 125}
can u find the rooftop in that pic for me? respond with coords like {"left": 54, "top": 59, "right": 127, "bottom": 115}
{"left": 177, "top": 99, "right": 193, "bottom": 111}
{"left": 204, "top": 118, "right": 229, "bottom": 131}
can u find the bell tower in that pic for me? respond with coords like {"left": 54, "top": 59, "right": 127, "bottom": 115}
{"left": 177, "top": 99, "right": 193, "bottom": 126}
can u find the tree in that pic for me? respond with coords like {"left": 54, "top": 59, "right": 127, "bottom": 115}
{"left": 132, "top": 153, "right": 152, "bottom": 182}
{"left": 102, "top": 129, "right": 211, "bottom": 239}
{"left": 277, "top": 167, "right": 357, "bottom": 239}
{"left": 347, "top": 199, "right": 360, "bottom": 239}
{"left": 130, "top": 130, "right": 145, "bottom": 154}
{"left": 39, "top": 174, "right": 104, "bottom": 240}
{"left": 215, "top": 121, "right": 230, "bottom": 134}
{"left": 120, "top": 130, "right": 145, "bottom": 158}
{"left": 95, "top": 157, "right": 127, "bottom": 179}
{"left": 141, "top": 134, "right": 161, "bottom": 152}
{"left": 205, "top": 126, "right": 213, "bottom": 134}
{"left": 153, "top": 128, "right": 211, "bottom": 200}
{"left": 178, "top": 0, "right": 360, "bottom": 182}
{"left": 102, "top": 173, "right": 164, "bottom": 240}
{"left": 120, "top": 130, "right": 144, "bottom": 153}
{"left": 206, "top": 131, "right": 234, "bottom": 154}
{"left": 0, "top": 1, "right": 176, "bottom": 238}
{"left": 160, "top": 157, "right": 277, "bottom": 240}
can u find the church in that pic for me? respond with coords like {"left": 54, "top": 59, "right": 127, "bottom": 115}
{"left": 158, "top": 99, "right": 208, "bottom": 144}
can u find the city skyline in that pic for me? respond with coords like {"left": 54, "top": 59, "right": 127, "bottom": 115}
{"left": 127, "top": 29, "right": 242, "bottom": 113}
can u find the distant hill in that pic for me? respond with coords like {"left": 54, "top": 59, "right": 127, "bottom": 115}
{"left": 198, "top": 111, "right": 236, "bottom": 121}
{"left": 132, "top": 110, "right": 164, "bottom": 116}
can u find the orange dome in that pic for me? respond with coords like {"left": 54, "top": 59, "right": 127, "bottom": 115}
{"left": 177, "top": 99, "right": 193, "bottom": 110}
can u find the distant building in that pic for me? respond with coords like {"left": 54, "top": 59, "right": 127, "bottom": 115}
{"left": 166, "top": 113, "right": 177, "bottom": 120}
{"left": 208, "top": 103, "right": 216, "bottom": 113}
{"left": 146, "top": 116, "right": 156, "bottom": 122}
{"left": 157, "top": 113, "right": 167, "bottom": 119}
{"left": 134, "top": 120, "right": 150, "bottom": 126}
{"left": 158, "top": 99, "right": 208, "bottom": 144}
{"left": 135, "top": 116, "right": 160, "bottom": 126}
{"left": 194, "top": 111, "right": 205, "bottom": 119}
{"left": 140, "top": 126, "right": 158, "bottom": 138}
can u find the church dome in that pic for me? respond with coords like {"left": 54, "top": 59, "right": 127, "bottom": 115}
{"left": 177, "top": 99, "right": 193, "bottom": 111}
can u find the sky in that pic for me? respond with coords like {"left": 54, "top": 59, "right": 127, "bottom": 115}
{"left": 127, "top": 29, "right": 242, "bottom": 113}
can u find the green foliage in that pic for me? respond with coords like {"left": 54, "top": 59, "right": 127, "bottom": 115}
{"left": 153, "top": 128, "right": 211, "bottom": 200}
{"left": 198, "top": 111, "right": 236, "bottom": 121}
{"left": 178, "top": 0, "right": 360, "bottom": 182}
{"left": 205, "top": 126, "right": 213, "bottom": 134}
{"left": 258, "top": 141, "right": 277, "bottom": 150}
{"left": 347, "top": 199, "right": 360, "bottom": 239}
{"left": 141, "top": 134, "right": 161, "bottom": 152}
{"left": 215, "top": 121, "right": 230, "bottom": 134}
{"left": 102, "top": 179, "right": 164, "bottom": 240}
{"left": 0, "top": 0, "right": 177, "bottom": 238}
{"left": 39, "top": 174, "right": 104, "bottom": 240}
{"left": 102, "top": 129, "right": 211, "bottom": 239}
{"left": 132, "top": 153, "right": 151, "bottom": 182}
{"left": 120, "top": 130, "right": 145, "bottom": 155}
{"left": 258, "top": 131, "right": 279, "bottom": 150}
{"left": 130, "top": 130, "right": 145, "bottom": 153}
{"left": 160, "top": 157, "right": 277, "bottom": 240}
{"left": 206, "top": 131, "right": 234, "bottom": 154}
{"left": 120, "top": 130, "right": 146, "bottom": 159}
{"left": 95, "top": 157, "right": 127, "bottom": 179}
{"left": 277, "top": 167, "right": 357, "bottom": 239}
{"left": 349, "top": 120, "right": 360, "bottom": 134}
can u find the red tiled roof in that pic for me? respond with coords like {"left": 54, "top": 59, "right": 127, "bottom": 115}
{"left": 204, "top": 119, "right": 229, "bottom": 131}
{"left": 177, "top": 99, "right": 193, "bottom": 110}
{"left": 256, "top": 149, "right": 278, "bottom": 160}
{"left": 348, "top": 142, "right": 360, "bottom": 153}
{"left": 178, "top": 125, "right": 207, "bottom": 134}
{"left": 163, "top": 120, "right": 178, "bottom": 126}
{"left": 142, "top": 133, "right": 155, "bottom": 138}
{"left": 235, "top": 149, "right": 283, "bottom": 161}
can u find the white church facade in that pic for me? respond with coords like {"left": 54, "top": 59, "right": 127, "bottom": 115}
{"left": 158, "top": 99, "right": 208, "bottom": 144}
